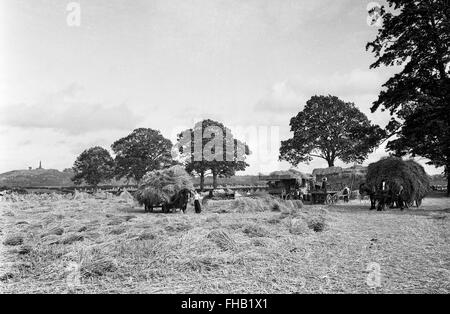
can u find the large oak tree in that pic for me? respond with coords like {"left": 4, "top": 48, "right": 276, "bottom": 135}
{"left": 72, "top": 146, "right": 114, "bottom": 187}
{"left": 280, "top": 95, "right": 384, "bottom": 167}
{"left": 111, "top": 128, "right": 174, "bottom": 182}
{"left": 177, "top": 119, "right": 250, "bottom": 190}
{"left": 366, "top": 0, "right": 450, "bottom": 194}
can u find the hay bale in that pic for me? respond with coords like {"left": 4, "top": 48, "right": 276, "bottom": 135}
{"left": 17, "top": 245, "right": 33, "bottom": 255}
{"left": 229, "top": 195, "right": 302, "bottom": 213}
{"left": 109, "top": 227, "right": 126, "bottom": 235}
{"left": 81, "top": 258, "right": 117, "bottom": 278}
{"left": 136, "top": 165, "right": 194, "bottom": 207}
{"left": 306, "top": 214, "right": 328, "bottom": 232}
{"left": 119, "top": 189, "right": 134, "bottom": 204}
{"left": 77, "top": 226, "right": 88, "bottom": 232}
{"left": 43, "top": 235, "right": 60, "bottom": 245}
{"left": 165, "top": 221, "right": 192, "bottom": 232}
{"left": 205, "top": 213, "right": 220, "bottom": 223}
{"left": 41, "top": 227, "right": 64, "bottom": 238}
{"left": 137, "top": 231, "right": 156, "bottom": 241}
{"left": 3, "top": 235, "right": 24, "bottom": 246}
{"left": 73, "top": 191, "right": 89, "bottom": 200}
{"left": 288, "top": 218, "right": 310, "bottom": 235}
{"left": 242, "top": 223, "right": 269, "bottom": 237}
{"left": 61, "top": 234, "right": 84, "bottom": 244}
{"left": 207, "top": 229, "right": 237, "bottom": 251}
{"left": 366, "top": 157, "right": 430, "bottom": 203}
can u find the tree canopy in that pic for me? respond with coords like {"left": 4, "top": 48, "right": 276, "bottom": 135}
{"left": 176, "top": 119, "right": 250, "bottom": 189}
{"left": 72, "top": 146, "right": 114, "bottom": 187}
{"left": 366, "top": 0, "right": 450, "bottom": 193}
{"left": 280, "top": 95, "right": 384, "bottom": 167}
{"left": 111, "top": 128, "right": 174, "bottom": 182}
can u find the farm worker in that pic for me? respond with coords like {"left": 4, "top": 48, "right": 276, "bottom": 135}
{"left": 194, "top": 191, "right": 202, "bottom": 214}
{"left": 397, "top": 184, "right": 405, "bottom": 210}
{"left": 343, "top": 186, "right": 350, "bottom": 203}
{"left": 321, "top": 177, "right": 328, "bottom": 193}
{"left": 281, "top": 188, "right": 287, "bottom": 200}
{"left": 378, "top": 180, "right": 388, "bottom": 211}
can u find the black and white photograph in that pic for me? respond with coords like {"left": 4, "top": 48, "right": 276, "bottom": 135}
{"left": 0, "top": 0, "right": 449, "bottom": 297}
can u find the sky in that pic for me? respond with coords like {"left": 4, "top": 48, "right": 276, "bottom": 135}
{"left": 0, "top": 0, "right": 444, "bottom": 176}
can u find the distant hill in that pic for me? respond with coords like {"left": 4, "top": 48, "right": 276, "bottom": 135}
{"left": 0, "top": 169, "right": 75, "bottom": 187}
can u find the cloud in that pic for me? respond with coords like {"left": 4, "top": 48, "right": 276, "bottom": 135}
{"left": 254, "top": 69, "right": 388, "bottom": 119}
{"left": 0, "top": 85, "right": 142, "bottom": 135}
{"left": 256, "top": 81, "right": 306, "bottom": 114}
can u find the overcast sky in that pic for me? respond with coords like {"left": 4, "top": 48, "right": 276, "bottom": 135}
{"left": 0, "top": 0, "right": 443, "bottom": 175}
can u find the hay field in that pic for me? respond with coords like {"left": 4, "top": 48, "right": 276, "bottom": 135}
{"left": 1, "top": 195, "right": 449, "bottom": 294}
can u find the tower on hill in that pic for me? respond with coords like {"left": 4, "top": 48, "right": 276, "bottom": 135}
{"left": 38, "top": 161, "right": 42, "bottom": 169}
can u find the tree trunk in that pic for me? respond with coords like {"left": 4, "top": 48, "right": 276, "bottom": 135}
{"left": 327, "top": 159, "right": 335, "bottom": 167}
{"left": 199, "top": 171, "right": 205, "bottom": 191}
{"left": 212, "top": 171, "right": 218, "bottom": 189}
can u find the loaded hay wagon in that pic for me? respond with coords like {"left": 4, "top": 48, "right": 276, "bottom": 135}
{"left": 259, "top": 170, "right": 310, "bottom": 200}
{"left": 364, "top": 157, "right": 430, "bottom": 210}
{"left": 135, "top": 166, "right": 194, "bottom": 213}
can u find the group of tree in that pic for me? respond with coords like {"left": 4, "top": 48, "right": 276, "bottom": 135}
{"left": 73, "top": 1, "right": 449, "bottom": 194}
{"left": 366, "top": 0, "right": 449, "bottom": 194}
{"left": 72, "top": 121, "right": 250, "bottom": 190}
{"left": 176, "top": 119, "right": 250, "bottom": 190}
{"left": 281, "top": 0, "right": 449, "bottom": 194}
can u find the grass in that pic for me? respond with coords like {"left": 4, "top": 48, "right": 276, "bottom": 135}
{"left": 0, "top": 194, "right": 449, "bottom": 294}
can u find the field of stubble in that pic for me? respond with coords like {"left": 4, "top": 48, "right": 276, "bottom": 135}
{"left": 1, "top": 195, "right": 449, "bottom": 294}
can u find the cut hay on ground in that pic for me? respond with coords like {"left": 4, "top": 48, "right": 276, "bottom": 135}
{"left": 209, "top": 194, "right": 303, "bottom": 214}
{"left": 135, "top": 165, "right": 194, "bottom": 206}
{"left": 366, "top": 157, "right": 430, "bottom": 203}
{"left": 1, "top": 193, "right": 448, "bottom": 294}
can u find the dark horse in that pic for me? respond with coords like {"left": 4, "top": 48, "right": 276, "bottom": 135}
{"left": 142, "top": 188, "right": 192, "bottom": 213}
{"left": 359, "top": 183, "right": 376, "bottom": 210}
{"left": 161, "top": 188, "right": 192, "bottom": 214}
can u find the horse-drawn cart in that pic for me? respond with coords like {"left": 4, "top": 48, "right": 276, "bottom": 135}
{"left": 310, "top": 190, "right": 339, "bottom": 205}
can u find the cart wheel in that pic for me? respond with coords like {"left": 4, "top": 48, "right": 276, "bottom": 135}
{"left": 325, "top": 194, "right": 332, "bottom": 205}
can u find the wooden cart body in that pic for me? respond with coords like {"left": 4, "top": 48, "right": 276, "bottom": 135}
{"left": 310, "top": 190, "right": 339, "bottom": 205}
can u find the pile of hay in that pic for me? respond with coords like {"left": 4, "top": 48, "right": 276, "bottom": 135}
{"left": 269, "top": 169, "right": 310, "bottom": 181}
{"left": 366, "top": 157, "right": 430, "bottom": 203}
{"left": 211, "top": 194, "right": 303, "bottom": 213}
{"left": 135, "top": 165, "right": 194, "bottom": 206}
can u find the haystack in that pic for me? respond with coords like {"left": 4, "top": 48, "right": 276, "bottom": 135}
{"left": 119, "top": 189, "right": 135, "bottom": 204}
{"left": 366, "top": 157, "right": 430, "bottom": 203}
{"left": 269, "top": 169, "right": 310, "bottom": 181}
{"left": 73, "top": 190, "right": 89, "bottom": 200}
{"left": 136, "top": 165, "right": 194, "bottom": 206}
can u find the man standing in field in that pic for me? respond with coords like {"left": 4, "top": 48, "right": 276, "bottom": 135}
{"left": 343, "top": 186, "right": 350, "bottom": 203}
{"left": 193, "top": 191, "right": 202, "bottom": 213}
{"left": 322, "top": 177, "right": 328, "bottom": 193}
{"left": 378, "top": 180, "right": 389, "bottom": 211}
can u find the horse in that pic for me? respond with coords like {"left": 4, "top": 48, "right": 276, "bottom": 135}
{"left": 161, "top": 188, "right": 192, "bottom": 213}
{"left": 359, "top": 183, "right": 376, "bottom": 210}
{"left": 138, "top": 188, "right": 192, "bottom": 213}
